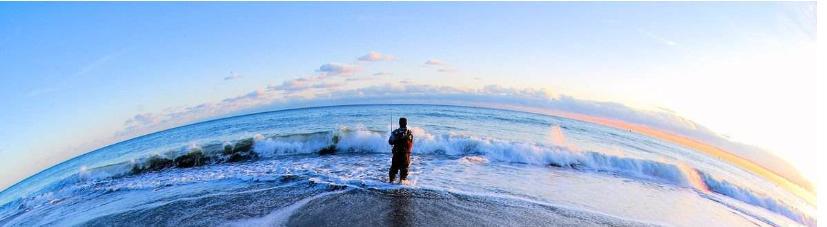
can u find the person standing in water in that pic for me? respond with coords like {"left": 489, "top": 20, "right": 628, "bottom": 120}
{"left": 388, "top": 117, "right": 413, "bottom": 183}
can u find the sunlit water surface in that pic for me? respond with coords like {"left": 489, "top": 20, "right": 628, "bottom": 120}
{"left": 0, "top": 105, "right": 815, "bottom": 226}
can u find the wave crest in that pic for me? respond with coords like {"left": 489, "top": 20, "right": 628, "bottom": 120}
{"left": 7, "top": 127, "right": 813, "bottom": 226}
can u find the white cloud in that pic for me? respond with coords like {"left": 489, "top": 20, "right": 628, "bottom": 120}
{"left": 268, "top": 77, "right": 317, "bottom": 92}
{"left": 110, "top": 58, "right": 809, "bottom": 192}
{"left": 268, "top": 75, "right": 348, "bottom": 94}
{"left": 424, "top": 59, "right": 445, "bottom": 65}
{"left": 116, "top": 80, "right": 701, "bottom": 148}
{"left": 123, "top": 113, "right": 162, "bottom": 131}
{"left": 425, "top": 59, "right": 456, "bottom": 73}
{"left": 358, "top": 51, "right": 396, "bottom": 62}
{"left": 480, "top": 84, "right": 550, "bottom": 99}
{"left": 317, "top": 63, "right": 360, "bottom": 76}
{"left": 346, "top": 76, "right": 372, "bottom": 82}
{"left": 117, "top": 89, "right": 278, "bottom": 138}
{"left": 224, "top": 71, "right": 243, "bottom": 80}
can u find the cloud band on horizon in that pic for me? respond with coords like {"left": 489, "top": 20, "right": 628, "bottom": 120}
{"left": 32, "top": 52, "right": 818, "bottom": 200}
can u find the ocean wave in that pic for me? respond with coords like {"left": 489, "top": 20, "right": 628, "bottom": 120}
{"left": 256, "top": 127, "right": 816, "bottom": 226}
{"left": 2, "top": 127, "right": 812, "bottom": 226}
{"left": 698, "top": 171, "right": 815, "bottom": 226}
{"left": 66, "top": 126, "right": 692, "bottom": 189}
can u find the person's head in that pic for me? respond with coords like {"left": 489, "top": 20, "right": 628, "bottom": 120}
{"left": 399, "top": 117, "right": 407, "bottom": 128}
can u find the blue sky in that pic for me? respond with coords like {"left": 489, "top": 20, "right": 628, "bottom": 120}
{"left": 0, "top": 2, "right": 817, "bottom": 190}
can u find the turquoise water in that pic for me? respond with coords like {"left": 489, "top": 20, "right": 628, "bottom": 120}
{"left": 0, "top": 105, "right": 815, "bottom": 226}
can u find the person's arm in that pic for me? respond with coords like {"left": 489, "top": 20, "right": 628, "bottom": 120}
{"left": 406, "top": 130, "right": 414, "bottom": 153}
{"left": 388, "top": 130, "right": 396, "bottom": 145}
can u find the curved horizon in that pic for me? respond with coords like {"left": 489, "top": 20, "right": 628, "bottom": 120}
{"left": 1, "top": 102, "right": 814, "bottom": 205}
{"left": 0, "top": 3, "right": 817, "bottom": 225}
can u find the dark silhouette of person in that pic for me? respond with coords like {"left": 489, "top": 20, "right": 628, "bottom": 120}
{"left": 388, "top": 117, "right": 413, "bottom": 183}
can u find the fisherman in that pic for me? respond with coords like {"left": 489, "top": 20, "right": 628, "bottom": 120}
{"left": 388, "top": 117, "right": 413, "bottom": 183}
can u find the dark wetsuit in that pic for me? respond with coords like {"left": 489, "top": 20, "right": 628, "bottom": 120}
{"left": 388, "top": 127, "right": 413, "bottom": 182}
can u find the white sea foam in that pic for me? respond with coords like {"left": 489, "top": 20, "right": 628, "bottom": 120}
{"left": 699, "top": 172, "right": 814, "bottom": 226}
{"left": 252, "top": 127, "right": 812, "bottom": 224}
{"left": 8, "top": 127, "right": 811, "bottom": 226}
{"left": 306, "top": 127, "right": 693, "bottom": 186}
{"left": 225, "top": 189, "right": 352, "bottom": 227}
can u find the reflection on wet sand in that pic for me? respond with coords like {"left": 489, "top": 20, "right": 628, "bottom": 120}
{"left": 389, "top": 189, "right": 411, "bottom": 227}
{"left": 284, "top": 187, "right": 647, "bottom": 226}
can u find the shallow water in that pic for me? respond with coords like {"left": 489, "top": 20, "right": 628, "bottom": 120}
{"left": 0, "top": 105, "right": 815, "bottom": 226}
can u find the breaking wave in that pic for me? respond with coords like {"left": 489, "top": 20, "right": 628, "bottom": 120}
{"left": 698, "top": 172, "right": 815, "bottom": 226}
{"left": 2, "top": 127, "right": 813, "bottom": 226}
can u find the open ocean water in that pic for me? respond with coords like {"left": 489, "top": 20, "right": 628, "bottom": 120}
{"left": 0, "top": 104, "right": 816, "bottom": 226}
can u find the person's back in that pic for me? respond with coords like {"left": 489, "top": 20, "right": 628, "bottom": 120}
{"left": 388, "top": 117, "right": 413, "bottom": 183}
